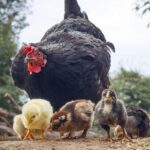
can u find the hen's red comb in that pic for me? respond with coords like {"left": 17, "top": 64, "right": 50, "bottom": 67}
{"left": 23, "top": 45, "right": 33, "bottom": 54}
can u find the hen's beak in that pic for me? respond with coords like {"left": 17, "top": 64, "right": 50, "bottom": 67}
{"left": 24, "top": 56, "right": 34, "bottom": 63}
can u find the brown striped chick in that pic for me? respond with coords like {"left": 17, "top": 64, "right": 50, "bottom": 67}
{"left": 21, "top": 99, "right": 53, "bottom": 140}
{"left": 49, "top": 99, "right": 95, "bottom": 139}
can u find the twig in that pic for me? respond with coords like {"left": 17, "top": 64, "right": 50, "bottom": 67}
{"left": 0, "top": 108, "right": 9, "bottom": 117}
{"left": 0, "top": 116, "right": 12, "bottom": 127}
{"left": 0, "top": 125, "right": 15, "bottom": 136}
{"left": 0, "top": 107, "right": 15, "bottom": 119}
{"left": 4, "top": 93, "right": 22, "bottom": 113}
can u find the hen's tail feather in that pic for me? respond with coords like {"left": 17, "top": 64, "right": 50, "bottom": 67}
{"left": 106, "top": 42, "right": 115, "bottom": 52}
{"left": 82, "top": 11, "right": 89, "bottom": 20}
{"left": 64, "top": 0, "right": 86, "bottom": 19}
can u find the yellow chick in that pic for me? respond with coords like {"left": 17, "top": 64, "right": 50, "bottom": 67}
{"left": 21, "top": 99, "right": 53, "bottom": 140}
{"left": 13, "top": 114, "right": 46, "bottom": 140}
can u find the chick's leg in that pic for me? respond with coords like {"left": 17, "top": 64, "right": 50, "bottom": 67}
{"left": 61, "top": 132, "right": 74, "bottom": 139}
{"left": 60, "top": 132, "right": 64, "bottom": 137}
{"left": 137, "top": 128, "right": 140, "bottom": 138}
{"left": 23, "top": 129, "right": 34, "bottom": 140}
{"left": 41, "top": 129, "right": 45, "bottom": 139}
{"left": 101, "top": 124, "right": 112, "bottom": 141}
{"left": 79, "top": 129, "right": 88, "bottom": 138}
{"left": 122, "top": 127, "right": 132, "bottom": 141}
{"left": 117, "top": 127, "right": 132, "bottom": 142}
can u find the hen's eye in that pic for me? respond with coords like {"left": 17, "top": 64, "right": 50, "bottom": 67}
{"left": 38, "top": 52, "right": 41, "bottom": 56}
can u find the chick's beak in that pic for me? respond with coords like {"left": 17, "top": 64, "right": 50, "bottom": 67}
{"left": 28, "top": 118, "right": 33, "bottom": 124}
{"left": 48, "top": 124, "right": 52, "bottom": 131}
{"left": 104, "top": 97, "right": 112, "bottom": 104}
{"left": 105, "top": 96, "right": 112, "bottom": 99}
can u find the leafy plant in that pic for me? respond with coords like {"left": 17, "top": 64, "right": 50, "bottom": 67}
{"left": 110, "top": 68, "right": 150, "bottom": 112}
{"left": 0, "top": 0, "right": 30, "bottom": 110}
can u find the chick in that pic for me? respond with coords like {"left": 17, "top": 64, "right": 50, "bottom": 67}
{"left": 147, "top": 127, "right": 150, "bottom": 137}
{"left": 13, "top": 114, "right": 45, "bottom": 140}
{"left": 95, "top": 89, "right": 131, "bottom": 141}
{"left": 126, "top": 106, "right": 149, "bottom": 138}
{"left": 49, "top": 99, "right": 95, "bottom": 139}
{"left": 114, "top": 117, "right": 140, "bottom": 139}
{"left": 21, "top": 99, "right": 53, "bottom": 140}
{"left": 114, "top": 106, "right": 150, "bottom": 139}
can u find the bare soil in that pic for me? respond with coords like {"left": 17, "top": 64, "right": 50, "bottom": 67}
{"left": 0, "top": 136, "right": 150, "bottom": 150}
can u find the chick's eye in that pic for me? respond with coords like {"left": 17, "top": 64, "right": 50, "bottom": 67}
{"left": 109, "top": 92, "right": 112, "bottom": 96}
{"left": 54, "top": 124, "right": 60, "bottom": 129}
{"left": 32, "top": 115, "right": 35, "bottom": 118}
{"left": 110, "top": 92, "right": 114, "bottom": 97}
{"left": 103, "top": 93, "right": 106, "bottom": 96}
{"left": 53, "top": 122, "right": 61, "bottom": 129}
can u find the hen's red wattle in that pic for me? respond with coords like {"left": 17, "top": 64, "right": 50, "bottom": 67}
{"left": 27, "top": 63, "right": 41, "bottom": 75}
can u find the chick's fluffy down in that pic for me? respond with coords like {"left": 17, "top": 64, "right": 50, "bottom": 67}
{"left": 13, "top": 114, "right": 26, "bottom": 139}
{"left": 22, "top": 99, "right": 53, "bottom": 130}
{"left": 13, "top": 114, "right": 46, "bottom": 139}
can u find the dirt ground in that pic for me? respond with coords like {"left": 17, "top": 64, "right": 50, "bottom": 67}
{"left": 1, "top": 135, "right": 150, "bottom": 150}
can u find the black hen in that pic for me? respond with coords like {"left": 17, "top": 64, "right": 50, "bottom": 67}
{"left": 11, "top": 0, "right": 115, "bottom": 110}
